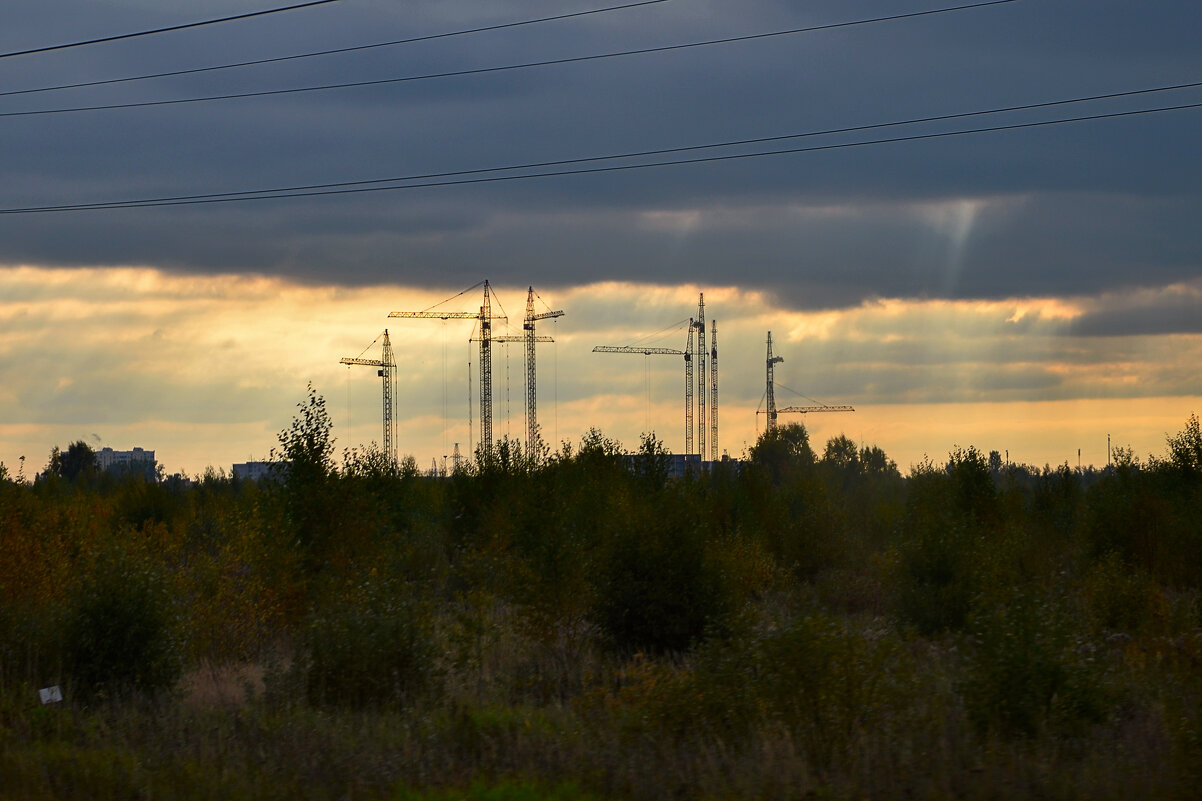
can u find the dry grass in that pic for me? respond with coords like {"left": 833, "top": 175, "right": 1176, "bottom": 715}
{"left": 178, "top": 662, "right": 266, "bottom": 710}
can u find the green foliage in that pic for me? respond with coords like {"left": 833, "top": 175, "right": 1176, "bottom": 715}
{"left": 0, "top": 600, "right": 62, "bottom": 688}
{"left": 1166, "top": 412, "right": 1202, "bottom": 477}
{"left": 8, "top": 406, "right": 1202, "bottom": 798}
{"left": 272, "top": 383, "right": 339, "bottom": 554}
{"left": 63, "top": 549, "right": 181, "bottom": 700}
{"left": 1083, "top": 420, "right": 1202, "bottom": 586}
{"left": 821, "top": 434, "right": 860, "bottom": 472}
{"left": 754, "top": 611, "right": 913, "bottom": 767}
{"left": 627, "top": 609, "right": 916, "bottom": 765}
{"left": 275, "top": 383, "right": 336, "bottom": 481}
{"left": 591, "top": 502, "right": 731, "bottom": 655}
{"left": 894, "top": 447, "right": 1002, "bottom": 634}
{"left": 0, "top": 743, "right": 145, "bottom": 801}
{"left": 298, "top": 579, "right": 437, "bottom": 709}
{"left": 43, "top": 440, "right": 99, "bottom": 483}
{"left": 1081, "top": 552, "right": 1166, "bottom": 635}
{"left": 393, "top": 778, "right": 600, "bottom": 801}
{"left": 748, "top": 422, "right": 815, "bottom": 485}
{"left": 962, "top": 588, "right": 1113, "bottom": 737}
{"left": 631, "top": 432, "right": 670, "bottom": 490}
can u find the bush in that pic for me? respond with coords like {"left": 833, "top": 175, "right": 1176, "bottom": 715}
{"left": 1082, "top": 552, "right": 1167, "bottom": 636}
{"left": 893, "top": 451, "right": 997, "bottom": 634}
{"left": 300, "top": 579, "right": 437, "bottom": 708}
{"left": 754, "top": 611, "right": 912, "bottom": 767}
{"left": 591, "top": 504, "right": 730, "bottom": 655}
{"left": 962, "top": 588, "right": 1113, "bottom": 737}
{"left": 63, "top": 550, "right": 181, "bottom": 700}
{"left": 0, "top": 600, "right": 62, "bottom": 689}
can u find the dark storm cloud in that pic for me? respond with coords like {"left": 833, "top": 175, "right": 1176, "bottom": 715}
{"left": 0, "top": 0, "right": 1199, "bottom": 304}
{"left": 1068, "top": 283, "right": 1202, "bottom": 336}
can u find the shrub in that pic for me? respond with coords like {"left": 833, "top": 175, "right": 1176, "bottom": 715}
{"left": 754, "top": 611, "right": 912, "bottom": 767}
{"left": 0, "top": 600, "right": 62, "bottom": 689}
{"left": 300, "top": 579, "right": 437, "bottom": 708}
{"left": 1082, "top": 552, "right": 1167, "bottom": 636}
{"left": 894, "top": 520, "right": 981, "bottom": 634}
{"left": 962, "top": 587, "right": 1112, "bottom": 737}
{"left": 893, "top": 452, "right": 997, "bottom": 634}
{"left": 63, "top": 549, "right": 181, "bottom": 700}
{"left": 591, "top": 505, "right": 730, "bottom": 655}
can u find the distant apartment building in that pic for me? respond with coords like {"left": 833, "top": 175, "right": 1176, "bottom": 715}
{"left": 232, "top": 461, "right": 282, "bottom": 482}
{"left": 97, "top": 447, "right": 158, "bottom": 479}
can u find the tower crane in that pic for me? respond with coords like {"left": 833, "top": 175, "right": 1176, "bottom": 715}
{"left": 709, "top": 320, "right": 719, "bottom": 459}
{"left": 339, "top": 329, "right": 397, "bottom": 464}
{"left": 592, "top": 342, "right": 694, "bottom": 455}
{"left": 490, "top": 287, "right": 562, "bottom": 454}
{"left": 388, "top": 281, "right": 506, "bottom": 453}
{"left": 594, "top": 292, "right": 720, "bottom": 460}
{"left": 765, "top": 331, "right": 785, "bottom": 431}
{"left": 758, "top": 330, "right": 854, "bottom": 429}
{"left": 687, "top": 292, "right": 722, "bottom": 460}
{"left": 694, "top": 295, "right": 708, "bottom": 459}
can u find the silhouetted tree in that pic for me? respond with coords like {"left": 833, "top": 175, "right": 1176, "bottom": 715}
{"left": 748, "top": 423, "right": 815, "bottom": 485}
{"left": 1166, "top": 412, "right": 1202, "bottom": 478}
{"left": 44, "top": 440, "right": 98, "bottom": 482}
{"left": 272, "top": 384, "right": 338, "bottom": 555}
{"left": 821, "top": 435, "right": 860, "bottom": 473}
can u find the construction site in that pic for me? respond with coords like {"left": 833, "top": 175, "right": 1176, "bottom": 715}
{"left": 339, "top": 281, "right": 854, "bottom": 473}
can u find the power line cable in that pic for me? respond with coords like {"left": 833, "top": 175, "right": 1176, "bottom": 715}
{"left": 0, "top": 0, "right": 672, "bottom": 100}
{"left": 8, "top": 100, "right": 1200, "bottom": 214}
{"left": 0, "top": 0, "right": 1023, "bottom": 118}
{"left": 7, "top": 104, "right": 1200, "bottom": 217}
{"left": 3, "top": 79, "right": 1197, "bottom": 214}
{"left": 0, "top": 1, "right": 345, "bottom": 61}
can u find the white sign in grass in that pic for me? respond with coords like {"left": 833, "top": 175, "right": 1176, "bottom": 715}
{"left": 38, "top": 685, "right": 62, "bottom": 704}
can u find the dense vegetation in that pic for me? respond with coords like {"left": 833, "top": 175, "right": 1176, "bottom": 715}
{"left": 1, "top": 393, "right": 1200, "bottom": 800}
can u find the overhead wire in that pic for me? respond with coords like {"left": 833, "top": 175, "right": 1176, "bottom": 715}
{"left": 0, "top": 0, "right": 673, "bottom": 100}
{"left": 417, "top": 280, "right": 486, "bottom": 314}
{"left": 5, "top": 78, "right": 1197, "bottom": 212}
{"left": 0, "top": 0, "right": 345, "bottom": 61}
{"left": 628, "top": 319, "right": 692, "bottom": 348}
{"left": 351, "top": 329, "right": 384, "bottom": 360}
{"left": 776, "top": 383, "right": 833, "bottom": 407}
{"left": 0, "top": 0, "right": 1023, "bottom": 118}
{"left": 2, "top": 88, "right": 1198, "bottom": 215}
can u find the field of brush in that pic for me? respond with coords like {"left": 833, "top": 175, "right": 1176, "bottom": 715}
{"left": 2, "top": 411, "right": 1201, "bottom": 800}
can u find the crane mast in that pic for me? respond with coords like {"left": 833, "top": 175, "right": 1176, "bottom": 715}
{"left": 685, "top": 321, "right": 695, "bottom": 457}
{"left": 709, "top": 320, "right": 718, "bottom": 460}
{"left": 522, "top": 286, "right": 564, "bottom": 454}
{"left": 694, "top": 295, "right": 707, "bottom": 460}
{"left": 339, "top": 329, "right": 397, "bottom": 464}
{"left": 479, "top": 283, "right": 493, "bottom": 452}
{"left": 389, "top": 281, "right": 506, "bottom": 454}
{"left": 766, "top": 331, "right": 784, "bottom": 431}
{"left": 381, "top": 330, "right": 395, "bottom": 462}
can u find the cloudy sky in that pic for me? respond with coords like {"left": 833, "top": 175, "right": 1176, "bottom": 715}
{"left": 1, "top": 0, "right": 1199, "bottom": 477}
